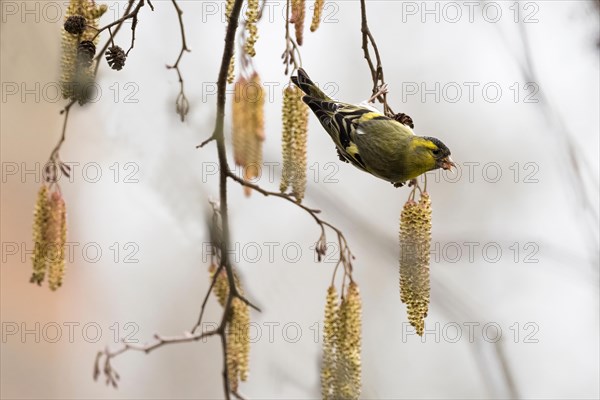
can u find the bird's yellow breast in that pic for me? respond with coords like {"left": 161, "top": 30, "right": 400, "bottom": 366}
{"left": 357, "top": 112, "right": 385, "bottom": 124}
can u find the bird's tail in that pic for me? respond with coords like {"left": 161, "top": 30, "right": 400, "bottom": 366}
{"left": 291, "top": 68, "right": 330, "bottom": 100}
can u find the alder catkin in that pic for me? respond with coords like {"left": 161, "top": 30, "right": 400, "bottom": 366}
{"left": 291, "top": 0, "right": 306, "bottom": 45}
{"left": 321, "top": 286, "right": 338, "bottom": 400}
{"left": 232, "top": 73, "right": 265, "bottom": 196}
{"left": 291, "top": 90, "right": 308, "bottom": 202}
{"left": 61, "top": 0, "right": 107, "bottom": 102}
{"left": 335, "top": 282, "right": 362, "bottom": 400}
{"left": 280, "top": 87, "right": 296, "bottom": 193}
{"left": 47, "top": 191, "right": 67, "bottom": 291}
{"left": 225, "top": 0, "right": 234, "bottom": 20}
{"left": 227, "top": 53, "right": 235, "bottom": 84}
{"left": 310, "top": 0, "right": 324, "bottom": 32}
{"left": 227, "top": 297, "right": 249, "bottom": 393}
{"left": 399, "top": 193, "right": 432, "bottom": 336}
{"left": 228, "top": 297, "right": 250, "bottom": 386}
{"left": 225, "top": 0, "right": 235, "bottom": 83}
{"left": 280, "top": 86, "right": 308, "bottom": 202}
{"left": 244, "top": 72, "right": 265, "bottom": 185}
{"left": 232, "top": 76, "right": 249, "bottom": 167}
{"left": 31, "top": 185, "right": 51, "bottom": 285}
{"left": 244, "top": 0, "right": 259, "bottom": 57}
{"left": 209, "top": 263, "right": 229, "bottom": 307}
{"left": 209, "top": 264, "right": 250, "bottom": 391}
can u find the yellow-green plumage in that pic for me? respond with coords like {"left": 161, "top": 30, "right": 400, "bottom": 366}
{"left": 291, "top": 69, "right": 454, "bottom": 186}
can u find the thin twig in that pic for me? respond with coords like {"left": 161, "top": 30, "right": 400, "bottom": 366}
{"left": 359, "top": 0, "right": 394, "bottom": 116}
{"left": 282, "top": 0, "right": 302, "bottom": 75}
{"left": 227, "top": 172, "right": 354, "bottom": 275}
{"left": 167, "top": 0, "right": 191, "bottom": 122}
{"left": 95, "top": 1, "right": 256, "bottom": 398}
{"left": 95, "top": 328, "right": 221, "bottom": 387}
{"left": 48, "top": 100, "right": 76, "bottom": 162}
{"left": 191, "top": 262, "right": 223, "bottom": 334}
{"left": 207, "top": 0, "right": 247, "bottom": 397}
{"left": 92, "top": 0, "right": 151, "bottom": 76}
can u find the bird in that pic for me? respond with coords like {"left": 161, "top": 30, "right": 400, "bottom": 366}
{"left": 291, "top": 68, "right": 454, "bottom": 187}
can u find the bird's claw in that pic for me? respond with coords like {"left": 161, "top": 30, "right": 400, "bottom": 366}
{"left": 368, "top": 84, "right": 389, "bottom": 103}
{"left": 392, "top": 113, "right": 415, "bottom": 129}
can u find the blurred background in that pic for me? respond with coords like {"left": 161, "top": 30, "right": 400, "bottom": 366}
{"left": 1, "top": 0, "right": 599, "bottom": 398}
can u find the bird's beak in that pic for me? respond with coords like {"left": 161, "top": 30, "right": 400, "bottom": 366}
{"left": 440, "top": 156, "right": 455, "bottom": 171}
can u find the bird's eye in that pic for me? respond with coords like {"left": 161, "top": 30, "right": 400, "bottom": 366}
{"left": 432, "top": 149, "right": 441, "bottom": 156}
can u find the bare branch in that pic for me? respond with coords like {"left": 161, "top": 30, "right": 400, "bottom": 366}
{"left": 92, "top": 0, "right": 153, "bottom": 76}
{"left": 95, "top": 329, "right": 221, "bottom": 388}
{"left": 227, "top": 172, "right": 354, "bottom": 278}
{"left": 360, "top": 0, "right": 394, "bottom": 116}
{"left": 167, "top": 0, "right": 191, "bottom": 122}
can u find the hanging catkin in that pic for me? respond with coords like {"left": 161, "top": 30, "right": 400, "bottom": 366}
{"left": 399, "top": 192, "right": 432, "bottom": 336}
{"left": 225, "top": 0, "right": 235, "bottom": 83}
{"left": 209, "top": 264, "right": 250, "bottom": 391}
{"left": 280, "top": 85, "right": 308, "bottom": 202}
{"left": 280, "top": 87, "right": 296, "bottom": 193}
{"left": 232, "top": 76, "right": 249, "bottom": 167}
{"left": 227, "top": 54, "right": 236, "bottom": 84}
{"left": 31, "top": 186, "right": 68, "bottom": 290}
{"left": 232, "top": 73, "right": 265, "bottom": 196}
{"left": 321, "top": 286, "right": 338, "bottom": 400}
{"left": 61, "top": 0, "right": 107, "bottom": 103}
{"left": 244, "top": 0, "right": 259, "bottom": 57}
{"left": 310, "top": 0, "right": 325, "bottom": 32}
{"left": 321, "top": 283, "right": 362, "bottom": 400}
{"left": 291, "top": 89, "right": 308, "bottom": 201}
{"left": 334, "top": 282, "right": 362, "bottom": 400}
{"left": 291, "top": 0, "right": 306, "bottom": 45}
{"left": 243, "top": 73, "right": 265, "bottom": 195}
{"left": 227, "top": 297, "right": 250, "bottom": 392}
{"left": 47, "top": 191, "right": 67, "bottom": 291}
{"left": 31, "top": 185, "right": 51, "bottom": 285}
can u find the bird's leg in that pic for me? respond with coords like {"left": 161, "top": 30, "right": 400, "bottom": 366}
{"left": 368, "top": 84, "right": 389, "bottom": 103}
{"left": 392, "top": 113, "right": 415, "bottom": 129}
{"left": 407, "top": 178, "right": 418, "bottom": 187}
{"left": 392, "top": 181, "right": 405, "bottom": 188}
